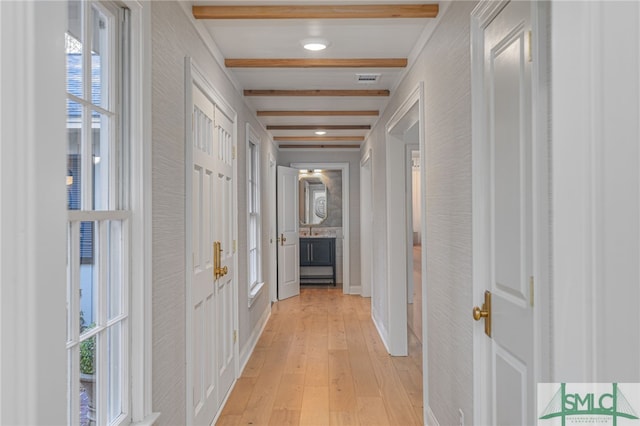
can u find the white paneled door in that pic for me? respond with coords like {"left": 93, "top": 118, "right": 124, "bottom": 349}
{"left": 473, "top": 1, "right": 535, "bottom": 425}
{"left": 190, "top": 83, "right": 235, "bottom": 425}
{"left": 277, "top": 166, "right": 300, "bottom": 300}
{"left": 213, "top": 103, "right": 236, "bottom": 407}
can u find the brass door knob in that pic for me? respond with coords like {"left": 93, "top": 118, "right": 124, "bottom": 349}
{"left": 472, "top": 290, "right": 492, "bottom": 337}
{"left": 472, "top": 306, "right": 488, "bottom": 321}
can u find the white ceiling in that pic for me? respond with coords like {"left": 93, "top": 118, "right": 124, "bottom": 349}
{"left": 192, "top": 1, "right": 442, "bottom": 148}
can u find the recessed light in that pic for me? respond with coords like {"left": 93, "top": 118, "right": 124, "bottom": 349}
{"left": 314, "top": 130, "right": 327, "bottom": 135}
{"left": 301, "top": 38, "right": 329, "bottom": 51}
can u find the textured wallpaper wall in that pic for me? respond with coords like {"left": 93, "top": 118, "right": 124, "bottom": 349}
{"left": 151, "top": 2, "right": 274, "bottom": 423}
{"left": 361, "top": 2, "right": 476, "bottom": 424}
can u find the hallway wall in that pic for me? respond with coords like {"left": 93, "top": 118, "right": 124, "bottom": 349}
{"left": 151, "top": 2, "right": 276, "bottom": 423}
{"left": 278, "top": 149, "right": 362, "bottom": 291}
{"left": 361, "top": 1, "right": 477, "bottom": 424}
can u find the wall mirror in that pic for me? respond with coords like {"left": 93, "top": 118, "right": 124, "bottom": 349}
{"left": 299, "top": 175, "right": 327, "bottom": 225}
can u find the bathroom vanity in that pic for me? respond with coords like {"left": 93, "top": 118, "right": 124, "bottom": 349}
{"left": 299, "top": 237, "right": 336, "bottom": 285}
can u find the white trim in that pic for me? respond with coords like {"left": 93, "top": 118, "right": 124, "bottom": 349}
{"left": 404, "top": 143, "right": 419, "bottom": 306}
{"left": 268, "top": 152, "right": 278, "bottom": 303}
{"left": 531, "top": 0, "right": 552, "bottom": 387}
{"left": 371, "top": 311, "right": 391, "bottom": 354}
{"left": 360, "top": 148, "right": 372, "bottom": 167}
{"left": 246, "top": 122, "right": 263, "bottom": 307}
{"left": 279, "top": 148, "right": 360, "bottom": 153}
{"left": 239, "top": 305, "right": 271, "bottom": 373}
{"left": 426, "top": 406, "right": 441, "bottom": 426}
{"left": 130, "top": 412, "right": 161, "bottom": 426}
{"left": 184, "top": 58, "right": 194, "bottom": 426}
{"left": 383, "top": 82, "right": 425, "bottom": 358}
{"left": 290, "top": 162, "right": 351, "bottom": 293}
{"left": 0, "top": 1, "right": 67, "bottom": 424}
{"left": 68, "top": 210, "right": 131, "bottom": 222}
{"left": 360, "top": 149, "right": 373, "bottom": 298}
{"left": 124, "top": 1, "right": 156, "bottom": 423}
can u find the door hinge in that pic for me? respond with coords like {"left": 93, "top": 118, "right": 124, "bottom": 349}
{"left": 527, "top": 30, "right": 533, "bottom": 63}
{"left": 529, "top": 276, "right": 534, "bottom": 307}
{"left": 233, "top": 330, "right": 237, "bottom": 343}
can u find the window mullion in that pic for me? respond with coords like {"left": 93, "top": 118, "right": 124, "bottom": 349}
{"left": 68, "top": 221, "right": 82, "bottom": 426}
{"left": 97, "top": 219, "right": 109, "bottom": 425}
{"left": 81, "top": 4, "right": 93, "bottom": 210}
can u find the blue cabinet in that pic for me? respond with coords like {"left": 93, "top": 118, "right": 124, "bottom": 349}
{"left": 300, "top": 237, "right": 336, "bottom": 285}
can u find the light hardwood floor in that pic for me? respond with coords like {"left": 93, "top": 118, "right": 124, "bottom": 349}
{"left": 216, "top": 288, "right": 423, "bottom": 426}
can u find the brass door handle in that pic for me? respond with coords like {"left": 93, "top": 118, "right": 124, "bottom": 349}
{"left": 214, "top": 242, "right": 228, "bottom": 279}
{"left": 472, "top": 290, "right": 492, "bottom": 337}
{"left": 472, "top": 306, "right": 488, "bottom": 320}
{"left": 278, "top": 234, "right": 287, "bottom": 246}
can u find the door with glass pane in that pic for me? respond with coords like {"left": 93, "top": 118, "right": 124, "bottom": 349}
{"left": 66, "top": 1, "right": 129, "bottom": 425}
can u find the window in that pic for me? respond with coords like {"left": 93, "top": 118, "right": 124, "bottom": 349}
{"left": 66, "top": 1, "right": 131, "bottom": 424}
{"left": 247, "top": 129, "right": 263, "bottom": 304}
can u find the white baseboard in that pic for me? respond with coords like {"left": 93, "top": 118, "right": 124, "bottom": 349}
{"left": 349, "top": 285, "right": 362, "bottom": 295}
{"left": 426, "top": 406, "right": 440, "bottom": 426}
{"left": 239, "top": 303, "right": 271, "bottom": 373}
{"left": 371, "top": 310, "right": 391, "bottom": 354}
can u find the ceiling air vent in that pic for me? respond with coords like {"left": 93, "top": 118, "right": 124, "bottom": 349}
{"left": 356, "top": 73, "right": 381, "bottom": 84}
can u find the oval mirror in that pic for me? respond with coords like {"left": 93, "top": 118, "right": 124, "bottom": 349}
{"left": 299, "top": 176, "right": 327, "bottom": 225}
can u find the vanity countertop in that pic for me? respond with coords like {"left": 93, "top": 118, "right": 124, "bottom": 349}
{"left": 298, "top": 227, "right": 342, "bottom": 238}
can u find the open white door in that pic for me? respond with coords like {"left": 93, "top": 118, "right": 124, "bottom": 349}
{"left": 472, "top": 1, "right": 535, "bottom": 424}
{"left": 277, "top": 166, "right": 300, "bottom": 300}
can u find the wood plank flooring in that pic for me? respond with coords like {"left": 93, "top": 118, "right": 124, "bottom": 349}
{"left": 216, "top": 288, "right": 423, "bottom": 426}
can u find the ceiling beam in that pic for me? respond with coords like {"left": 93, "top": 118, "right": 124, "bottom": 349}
{"left": 257, "top": 110, "right": 379, "bottom": 117}
{"left": 279, "top": 144, "right": 361, "bottom": 149}
{"left": 245, "top": 90, "right": 389, "bottom": 97}
{"left": 192, "top": 4, "right": 439, "bottom": 20}
{"left": 274, "top": 136, "right": 364, "bottom": 142}
{"left": 225, "top": 58, "right": 407, "bottom": 68}
{"left": 267, "top": 125, "right": 371, "bottom": 130}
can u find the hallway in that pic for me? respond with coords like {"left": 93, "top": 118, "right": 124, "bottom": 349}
{"left": 216, "top": 289, "right": 423, "bottom": 426}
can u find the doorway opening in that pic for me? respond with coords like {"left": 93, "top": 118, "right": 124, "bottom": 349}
{"left": 290, "top": 162, "right": 351, "bottom": 294}
{"left": 407, "top": 147, "right": 422, "bottom": 343}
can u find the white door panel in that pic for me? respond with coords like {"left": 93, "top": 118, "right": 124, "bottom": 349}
{"left": 191, "top": 84, "right": 218, "bottom": 425}
{"left": 475, "top": 1, "right": 535, "bottom": 425}
{"left": 189, "top": 84, "right": 236, "bottom": 425}
{"left": 277, "top": 166, "right": 300, "bottom": 300}
{"left": 214, "top": 107, "right": 235, "bottom": 403}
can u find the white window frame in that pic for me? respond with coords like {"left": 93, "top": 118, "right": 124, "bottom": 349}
{"left": 65, "top": 1, "right": 157, "bottom": 425}
{"left": 124, "top": 1, "right": 157, "bottom": 424}
{"left": 246, "top": 123, "right": 264, "bottom": 306}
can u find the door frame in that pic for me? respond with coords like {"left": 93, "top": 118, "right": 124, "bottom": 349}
{"left": 404, "top": 144, "right": 419, "bottom": 306}
{"left": 184, "top": 57, "right": 239, "bottom": 424}
{"left": 471, "top": 1, "right": 551, "bottom": 423}
{"left": 360, "top": 149, "right": 373, "bottom": 298}
{"left": 384, "top": 82, "right": 425, "bottom": 358}
{"left": 268, "top": 152, "right": 278, "bottom": 303}
{"left": 290, "top": 162, "right": 351, "bottom": 294}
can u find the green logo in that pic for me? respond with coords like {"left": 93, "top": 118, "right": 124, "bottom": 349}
{"left": 539, "top": 383, "right": 639, "bottom": 425}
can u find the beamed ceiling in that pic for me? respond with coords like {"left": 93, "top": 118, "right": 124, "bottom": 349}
{"left": 191, "top": 1, "right": 441, "bottom": 149}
